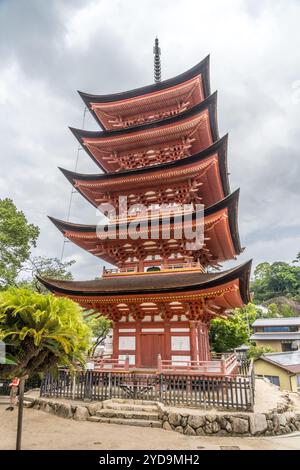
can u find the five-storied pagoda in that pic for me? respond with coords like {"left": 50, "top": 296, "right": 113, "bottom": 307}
{"left": 40, "top": 40, "right": 251, "bottom": 372}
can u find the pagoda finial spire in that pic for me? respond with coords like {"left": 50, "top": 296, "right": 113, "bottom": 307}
{"left": 153, "top": 37, "right": 161, "bottom": 83}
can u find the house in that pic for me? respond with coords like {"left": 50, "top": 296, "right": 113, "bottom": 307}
{"left": 254, "top": 351, "right": 300, "bottom": 392}
{"left": 250, "top": 317, "right": 300, "bottom": 352}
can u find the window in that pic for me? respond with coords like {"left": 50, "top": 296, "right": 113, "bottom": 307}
{"left": 281, "top": 341, "right": 297, "bottom": 352}
{"left": 171, "top": 336, "right": 190, "bottom": 351}
{"left": 264, "top": 375, "right": 280, "bottom": 387}
{"left": 118, "top": 336, "right": 136, "bottom": 350}
{"left": 262, "top": 326, "right": 298, "bottom": 332}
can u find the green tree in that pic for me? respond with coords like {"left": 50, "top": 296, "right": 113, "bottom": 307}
{"left": 266, "top": 303, "right": 280, "bottom": 317}
{"left": 252, "top": 259, "right": 300, "bottom": 302}
{"left": 0, "top": 199, "right": 39, "bottom": 288}
{"left": 0, "top": 287, "right": 91, "bottom": 450}
{"left": 209, "top": 312, "right": 249, "bottom": 352}
{"left": 247, "top": 344, "right": 274, "bottom": 360}
{"left": 280, "top": 304, "right": 296, "bottom": 317}
{"left": 0, "top": 287, "right": 91, "bottom": 378}
{"left": 85, "top": 314, "right": 112, "bottom": 356}
{"left": 20, "top": 256, "right": 75, "bottom": 293}
{"left": 233, "top": 303, "right": 260, "bottom": 331}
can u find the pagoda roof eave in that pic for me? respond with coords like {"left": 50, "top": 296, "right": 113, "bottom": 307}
{"left": 37, "top": 259, "right": 252, "bottom": 304}
{"left": 70, "top": 91, "right": 219, "bottom": 172}
{"left": 48, "top": 189, "right": 243, "bottom": 261}
{"left": 205, "top": 189, "right": 242, "bottom": 255}
{"left": 77, "top": 55, "right": 210, "bottom": 106}
{"left": 59, "top": 134, "right": 230, "bottom": 198}
{"left": 60, "top": 134, "right": 228, "bottom": 184}
{"left": 71, "top": 91, "right": 218, "bottom": 140}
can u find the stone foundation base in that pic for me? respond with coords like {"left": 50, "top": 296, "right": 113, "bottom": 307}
{"left": 158, "top": 405, "right": 300, "bottom": 436}
{"left": 24, "top": 395, "right": 300, "bottom": 437}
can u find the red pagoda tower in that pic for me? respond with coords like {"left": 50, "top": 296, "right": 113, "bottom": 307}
{"left": 40, "top": 46, "right": 251, "bottom": 374}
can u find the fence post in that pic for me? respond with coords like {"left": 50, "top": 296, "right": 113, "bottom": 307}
{"left": 108, "top": 372, "right": 112, "bottom": 399}
{"left": 159, "top": 374, "right": 164, "bottom": 402}
{"left": 84, "top": 370, "right": 92, "bottom": 401}
{"left": 40, "top": 374, "right": 45, "bottom": 397}
{"left": 72, "top": 373, "right": 76, "bottom": 400}
{"left": 249, "top": 360, "right": 255, "bottom": 411}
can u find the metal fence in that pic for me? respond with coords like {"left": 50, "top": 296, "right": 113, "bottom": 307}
{"left": 40, "top": 360, "right": 255, "bottom": 411}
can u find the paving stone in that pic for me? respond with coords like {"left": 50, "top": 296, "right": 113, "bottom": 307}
{"left": 87, "top": 403, "right": 103, "bottom": 416}
{"left": 168, "top": 412, "right": 182, "bottom": 427}
{"left": 73, "top": 405, "right": 89, "bottom": 421}
{"left": 249, "top": 414, "right": 267, "bottom": 435}
{"left": 96, "top": 417, "right": 162, "bottom": 428}
{"left": 219, "top": 416, "right": 229, "bottom": 429}
{"left": 273, "top": 413, "right": 287, "bottom": 429}
{"left": 56, "top": 403, "right": 73, "bottom": 419}
{"left": 204, "top": 423, "right": 213, "bottom": 434}
{"left": 211, "top": 421, "right": 220, "bottom": 433}
{"left": 187, "top": 415, "right": 205, "bottom": 429}
{"left": 181, "top": 416, "right": 188, "bottom": 427}
{"left": 184, "top": 425, "right": 196, "bottom": 436}
{"left": 163, "top": 421, "right": 173, "bottom": 431}
{"left": 206, "top": 414, "right": 216, "bottom": 423}
{"left": 175, "top": 426, "right": 183, "bottom": 434}
{"left": 231, "top": 417, "right": 249, "bottom": 434}
{"left": 196, "top": 427, "right": 205, "bottom": 436}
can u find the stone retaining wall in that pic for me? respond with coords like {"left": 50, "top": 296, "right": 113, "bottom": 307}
{"left": 25, "top": 396, "right": 300, "bottom": 437}
{"left": 25, "top": 397, "right": 103, "bottom": 421}
{"left": 159, "top": 406, "right": 300, "bottom": 436}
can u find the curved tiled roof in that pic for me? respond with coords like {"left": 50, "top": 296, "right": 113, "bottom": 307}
{"left": 37, "top": 260, "right": 252, "bottom": 304}
{"left": 48, "top": 190, "right": 242, "bottom": 257}
{"left": 69, "top": 92, "right": 219, "bottom": 172}
{"left": 59, "top": 134, "right": 229, "bottom": 193}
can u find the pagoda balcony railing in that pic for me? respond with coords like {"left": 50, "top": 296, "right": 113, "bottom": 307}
{"left": 102, "top": 262, "right": 204, "bottom": 277}
{"left": 86, "top": 352, "right": 238, "bottom": 377}
{"left": 157, "top": 353, "right": 238, "bottom": 376}
{"left": 110, "top": 206, "right": 194, "bottom": 224}
{"left": 89, "top": 357, "right": 129, "bottom": 371}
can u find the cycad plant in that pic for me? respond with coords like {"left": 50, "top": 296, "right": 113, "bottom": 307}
{"left": 0, "top": 287, "right": 91, "bottom": 378}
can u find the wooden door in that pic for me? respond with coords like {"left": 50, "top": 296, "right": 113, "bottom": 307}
{"left": 140, "top": 334, "right": 164, "bottom": 368}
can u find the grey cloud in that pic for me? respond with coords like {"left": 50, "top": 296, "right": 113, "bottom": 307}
{"left": 1, "top": 0, "right": 300, "bottom": 281}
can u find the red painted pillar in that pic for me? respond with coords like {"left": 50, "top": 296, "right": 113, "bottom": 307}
{"left": 198, "top": 322, "right": 211, "bottom": 361}
{"left": 135, "top": 321, "right": 142, "bottom": 367}
{"left": 164, "top": 322, "right": 171, "bottom": 361}
{"left": 112, "top": 323, "right": 119, "bottom": 360}
{"left": 189, "top": 321, "right": 198, "bottom": 362}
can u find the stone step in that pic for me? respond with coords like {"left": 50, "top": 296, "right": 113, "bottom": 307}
{"left": 23, "top": 400, "right": 34, "bottom": 408}
{"left": 109, "top": 399, "right": 159, "bottom": 406}
{"left": 103, "top": 403, "right": 158, "bottom": 412}
{"left": 96, "top": 409, "right": 159, "bottom": 420}
{"left": 88, "top": 416, "right": 162, "bottom": 428}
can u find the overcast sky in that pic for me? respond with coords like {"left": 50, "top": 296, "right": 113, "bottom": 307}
{"left": 0, "top": 0, "right": 300, "bottom": 280}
